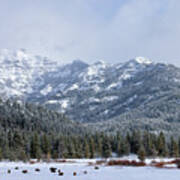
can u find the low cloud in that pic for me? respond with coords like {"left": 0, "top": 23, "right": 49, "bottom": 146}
{"left": 0, "top": 0, "right": 180, "bottom": 65}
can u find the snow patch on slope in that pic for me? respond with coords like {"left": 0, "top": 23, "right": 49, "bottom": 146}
{"left": 135, "top": 57, "right": 152, "bottom": 65}
{"left": 40, "top": 84, "right": 52, "bottom": 95}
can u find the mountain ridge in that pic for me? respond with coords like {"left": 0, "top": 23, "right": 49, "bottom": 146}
{"left": 1, "top": 49, "right": 180, "bottom": 135}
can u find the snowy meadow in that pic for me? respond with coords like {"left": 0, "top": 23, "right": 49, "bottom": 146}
{"left": 1, "top": 157, "right": 180, "bottom": 180}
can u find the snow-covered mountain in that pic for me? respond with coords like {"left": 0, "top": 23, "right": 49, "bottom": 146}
{"left": 1, "top": 49, "right": 180, "bottom": 132}
{"left": 0, "top": 49, "right": 59, "bottom": 98}
{"left": 28, "top": 56, "right": 155, "bottom": 117}
{"left": 0, "top": 49, "right": 152, "bottom": 100}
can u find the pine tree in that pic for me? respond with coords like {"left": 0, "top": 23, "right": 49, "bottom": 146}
{"left": 142, "top": 131, "right": 151, "bottom": 156}
{"left": 131, "top": 131, "right": 141, "bottom": 154}
{"left": 67, "top": 141, "right": 76, "bottom": 158}
{"left": 7, "top": 131, "right": 13, "bottom": 148}
{"left": 58, "top": 138, "right": 66, "bottom": 158}
{"left": 73, "top": 138, "right": 82, "bottom": 158}
{"left": 116, "top": 133, "right": 122, "bottom": 157}
{"left": 84, "top": 141, "right": 90, "bottom": 158}
{"left": 2, "top": 143, "right": 10, "bottom": 159}
{"left": 178, "top": 137, "right": 180, "bottom": 156}
{"left": 138, "top": 145, "right": 146, "bottom": 162}
{"left": 89, "top": 138, "right": 95, "bottom": 158}
{"left": 170, "top": 137, "right": 179, "bottom": 157}
{"left": 19, "top": 149, "right": 27, "bottom": 162}
{"left": 0, "top": 147, "right": 2, "bottom": 160}
{"left": 102, "top": 138, "right": 112, "bottom": 158}
{"left": 31, "top": 133, "right": 42, "bottom": 159}
{"left": 149, "top": 143, "right": 158, "bottom": 157}
{"left": 157, "top": 132, "right": 167, "bottom": 157}
{"left": 121, "top": 139, "right": 130, "bottom": 155}
{"left": 41, "top": 134, "right": 50, "bottom": 158}
{"left": 97, "top": 137, "right": 102, "bottom": 157}
{"left": 13, "top": 131, "right": 24, "bottom": 149}
{"left": 77, "top": 141, "right": 83, "bottom": 158}
{"left": 117, "top": 141, "right": 122, "bottom": 157}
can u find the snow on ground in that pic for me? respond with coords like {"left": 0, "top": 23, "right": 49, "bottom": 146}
{"left": 0, "top": 158, "right": 180, "bottom": 180}
{"left": 111, "top": 154, "right": 176, "bottom": 165}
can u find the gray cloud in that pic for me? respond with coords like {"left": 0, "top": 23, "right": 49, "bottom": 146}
{"left": 0, "top": 0, "right": 180, "bottom": 65}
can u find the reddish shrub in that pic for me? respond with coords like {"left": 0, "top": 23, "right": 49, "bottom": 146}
{"left": 131, "top": 160, "right": 146, "bottom": 166}
{"left": 55, "top": 159, "right": 67, "bottom": 163}
{"left": 173, "top": 159, "right": 180, "bottom": 168}
{"left": 154, "top": 162, "right": 167, "bottom": 168}
{"left": 30, "top": 160, "right": 36, "bottom": 164}
{"left": 96, "top": 160, "right": 107, "bottom": 165}
{"left": 107, "top": 160, "right": 146, "bottom": 167}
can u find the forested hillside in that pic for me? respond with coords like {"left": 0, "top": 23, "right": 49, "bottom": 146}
{"left": 0, "top": 98, "right": 85, "bottom": 134}
{"left": 0, "top": 98, "right": 180, "bottom": 161}
{"left": 0, "top": 98, "right": 87, "bottom": 160}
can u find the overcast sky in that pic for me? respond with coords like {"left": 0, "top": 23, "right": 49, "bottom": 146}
{"left": 0, "top": 0, "right": 180, "bottom": 65}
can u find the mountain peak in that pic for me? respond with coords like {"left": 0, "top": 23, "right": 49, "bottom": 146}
{"left": 72, "top": 59, "right": 88, "bottom": 66}
{"left": 94, "top": 60, "right": 106, "bottom": 65}
{"left": 134, "top": 57, "right": 152, "bottom": 65}
{"left": 0, "top": 48, "right": 31, "bottom": 62}
{"left": 14, "top": 49, "right": 29, "bottom": 61}
{"left": 93, "top": 60, "right": 109, "bottom": 69}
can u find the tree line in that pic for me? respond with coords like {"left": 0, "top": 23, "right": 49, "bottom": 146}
{"left": 0, "top": 130, "right": 179, "bottom": 161}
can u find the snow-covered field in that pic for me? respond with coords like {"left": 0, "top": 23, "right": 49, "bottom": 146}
{"left": 0, "top": 158, "right": 180, "bottom": 180}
